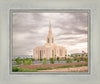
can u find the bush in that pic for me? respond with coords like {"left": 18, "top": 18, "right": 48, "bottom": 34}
{"left": 77, "top": 58, "right": 80, "bottom": 62}
{"left": 31, "top": 58, "right": 35, "bottom": 61}
{"left": 40, "top": 58, "right": 42, "bottom": 61}
{"left": 70, "top": 59, "right": 73, "bottom": 63}
{"left": 85, "top": 58, "right": 88, "bottom": 62}
{"left": 71, "top": 54, "right": 74, "bottom": 57}
{"left": 57, "top": 57, "right": 59, "bottom": 61}
{"left": 20, "top": 58, "right": 23, "bottom": 61}
{"left": 50, "top": 58, "right": 54, "bottom": 64}
{"left": 82, "top": 54, "right": 84, "bottom": 57}
{"left": 74, "top": 57, "right": 77, "bottom": 61}
{"left": 23, "top": 59, "right": 32, "bottom": 65}
{"left": 43, "top": 58, "right": 47, "bottom": 64}
{"left": 12, "top": 66, "right": 38, "bottom": 72}
{"left": 66, "top": 58, "right": 73, "bottom": 63}
{"left": 12, "top": 66, "right": 19, "bottom": 72}
{"left": 15, "top": 57, "right": 21, "bottom": 65}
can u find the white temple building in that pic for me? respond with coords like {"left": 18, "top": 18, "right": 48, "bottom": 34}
{"left": 33, "top": 21, "right": 67, "bottom": 60}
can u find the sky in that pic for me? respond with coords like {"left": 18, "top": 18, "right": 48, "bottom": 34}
{"left": 13, "top": 12, "right": 88, "bottom": 56}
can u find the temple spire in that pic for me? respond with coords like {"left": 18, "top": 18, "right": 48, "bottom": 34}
{"left": 47, "top": 20, "right": 54, "bottom": 44}
{"left": 49, "top": 20, "right": 52, "bottom": 34}
{"left": 49, "top": 20, "right": 51, "bottom": 28}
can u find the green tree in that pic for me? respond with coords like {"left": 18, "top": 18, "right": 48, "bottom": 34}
{"left": 43, "top": 58, "right": 47, "bottom": 64}
{"left": 40, "top": 58, "right": 43, "bottom": 61}
{"left": 66, "top": 58, "right": 72, "bottom": 63}
{"left": 23, "top": 59, "right": 32, "bottom": 65}
{"left": 50, "top": 58, "right": 54, "bottom": 64}
{"left": 26, "top": 58, "right": 29, "bottom": 60}
{"left": 85, "top": 58, "right": 88, "bottom": 62}
{"left": 31, "top": 58, "right": 35, "bottom": 61}
{"left": 57, "top": 57, "right": 59, "bottom": 61}
{"left": 71, "top": 54, "right": 73, "bottom": 57}
{"left": 86, "top": 54, "right": 88, "bottom": 57}
{"left": 74, "top": 57, "right": 77, "bottom": 61}
{"left": 77, "top": 58, "right": 80, "bottom": 62}
{"left": 82, "top": 54, "right": 84, "bottom": 57}
{"left": 15, "top": 57, "right": 21, "bottom": 65}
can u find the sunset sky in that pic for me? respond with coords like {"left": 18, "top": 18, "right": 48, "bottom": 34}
{"left": 13, "top": 12, "right": 88, "bottom": 56}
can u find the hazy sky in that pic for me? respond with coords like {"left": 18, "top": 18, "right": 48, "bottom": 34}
{"left": 13, "top": 12, "right": 88, "bottom": 56}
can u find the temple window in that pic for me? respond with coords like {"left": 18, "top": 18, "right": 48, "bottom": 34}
{"left": 48, "top": 38, "right": 49, "bottom": 43}
{"left": 60, "top": 49, "right": 62, "bottom": 56}
{"left": 40, "top": 50, "right": 41, "bottom": 58}
{"left": 52, "top": 50, "right": 54, "bottom": 56}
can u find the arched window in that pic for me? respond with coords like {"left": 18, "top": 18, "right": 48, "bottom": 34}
{"left": 52, "top": 38, "right": 53, "bottom": 43}
{"left": 40, "top": 50, "right": 41, "bottom": 58}
{"left": 52, "top": 50, "right": 54, "bottom": 56}
{"left": 60, "top": 49, "right": 62, "bottom": 56}
{"left": 48, "top": 38, "right": 49, "bottom": 43}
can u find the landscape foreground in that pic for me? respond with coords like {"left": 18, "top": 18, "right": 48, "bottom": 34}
{"left": 12, "top": 54, "right": 88, "bottom": 72}
{"left": 12, "top": 62, "right": 88, "bottom": 72}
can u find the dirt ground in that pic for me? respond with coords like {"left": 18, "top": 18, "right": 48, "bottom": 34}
{"left": 39, "top": 66, "right": 88, "bottom": 72}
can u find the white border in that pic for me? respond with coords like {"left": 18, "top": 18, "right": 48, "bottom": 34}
{"left": 0, "top": 0, "right": 100, "bottom": 84}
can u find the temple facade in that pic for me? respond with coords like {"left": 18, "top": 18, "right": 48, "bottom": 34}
{"left": 33, "top": 21, "right": 67, "bottom": 60}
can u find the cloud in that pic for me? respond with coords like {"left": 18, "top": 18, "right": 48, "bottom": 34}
{"left": 12, "top": 12, "right": 88, "bottom": 56}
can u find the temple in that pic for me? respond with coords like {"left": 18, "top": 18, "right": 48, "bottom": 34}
{"left": 33, "top": 21, "right": 67, "bottom": 60}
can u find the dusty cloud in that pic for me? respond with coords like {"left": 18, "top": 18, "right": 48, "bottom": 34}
{"left": 12, "top": 12, "right": 88, "bottom": 56}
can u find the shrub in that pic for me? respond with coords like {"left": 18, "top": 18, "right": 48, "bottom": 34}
{"left": 43, "top": 58, "right": 47, "bottom": 64}
{"left": 70, "top": 59, "right": 73, "bottom": 63}
{"left": 50, "top": 58, "right": 54, "bottom": 64}
{"left": 74, "top": 57, "right": 77, "bottom": 61}
{"left": 71, "top": 54, "right": 73, "bottom": 57}
{"left": 15, "top": 57, "right": 21, "bottom": 65}
{"left": 85, "top": 58, "right": 88, "bottom": 62}
{"left": 25, "top": 58, "right": 29, "bottom": 60}
{"left": 23, "top": 59, "right": 32, "bottom": 65}
{"left": 12, "top": 66, "right": 19, "bottom": 72}
{"left": 31, "top": 58, "right": 35, "bottom": 61}
{"left": 57, "top": 57, "right": 59, "bottom": 61}
{"left": 40, "top": 58, "right": 42, "bottom": 61}
{"left": 20, "top": 58, "right": 23, "bottom": 61}
{"left": 12, "top": 66, "right": 38, "bottom": 72}
{"left": 77, "top": 58, "right": 80, "bottom": 62}
{"left": 82, "top": 54, "right": 84, "bottom": 57}
{"left": 66, "top": 58, "right": 72, "bottom": 63}
{"left": 86, "top": 54, "right": 88, "bottom": 57}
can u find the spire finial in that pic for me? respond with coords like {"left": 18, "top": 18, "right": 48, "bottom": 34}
{"left": 49, "top": 20, "right": 52, "bottom": 34}
{"left": 49, "top": 20, "right": 51, "bottom": 28}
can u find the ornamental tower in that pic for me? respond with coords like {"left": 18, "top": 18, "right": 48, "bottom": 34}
{"left": 47, "top": 21, "right": 54, "bottom": 44}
